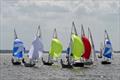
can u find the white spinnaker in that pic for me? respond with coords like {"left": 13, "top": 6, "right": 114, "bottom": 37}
{"left": 28, "top": 36, "right": 43, "bottom": 60}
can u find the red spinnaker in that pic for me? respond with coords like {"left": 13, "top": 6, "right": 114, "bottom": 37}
{"left": 82, "top": 36, "right": 92, "bottom": 60}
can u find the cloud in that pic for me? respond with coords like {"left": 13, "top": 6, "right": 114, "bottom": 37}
{"left": 74, "top": 0, "right": 120, "bottom": 14}
{"left": 1, "top": 0, "right": 119, "bottom": 19}
{"left": 1, "top": 0, "right": 119, "bottom": 28}
{"left": 0, "top": 0, "right": 120, "bottom": 50}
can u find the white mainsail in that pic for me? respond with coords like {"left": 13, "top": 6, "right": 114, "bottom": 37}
{"left": 28, "top": 26, "right": 44, "bottom": 60}
{"left": 28, "top": 37, "right": 43, "bottom": 60}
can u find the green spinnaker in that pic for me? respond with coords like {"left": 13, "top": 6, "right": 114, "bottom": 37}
{"left": 71, "top": 34, "right": 84, "bottom": 60}
{"left": 49, "top": 38, "right": 63, "bottom": 59}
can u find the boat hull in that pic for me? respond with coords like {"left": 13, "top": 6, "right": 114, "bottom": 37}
{"left": 84, "top": 61, "right": 93, "bottom": 65}
{"left": 98, "top": 56, "right": 102, "bottom": 58}
{"left": 101, "top": 61, "right": 111, "bottom": 64}
{"left": 22, "top": 59, "right": 36, "bottom": 67}
{"left": 60, "top": 59, "right": 73, "bottom": 68}
{"left": 11, "top": 58, "right": 21, "bottom": 65}
{"left": 42, "top": 57, "right": 53, "bottom": 66}
{"left": 73, "top": 62, "right": 84, "bottom": 67}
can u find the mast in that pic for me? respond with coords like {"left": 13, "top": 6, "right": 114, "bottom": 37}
{"left": 14, "top": 28, "right": 18, "bottom": 39}
{"left": 71, "top": 22, "right": 85, "bottom": 61}
{"left": 105, "top": 30, "right": 113, "bottom": 52}
{"left": 104, "top": 30, "right": 113, "bottom": 60}
{"left": 105, "top": 30, "right": 110, "bottom": 40}
{"left": 49, "top": 28, "right": 63, "bottom": 60}
{"left": 99, "top": 42, "right": 103, "bottom": 58}
{"left": 72, "top": 21, "right": 77, "bottom": 35}
{"left": 36, "top": 25, "right": 41, "bottom": 38}
{"left": 53, "top": 28, "right": 57, "bottom": 38}
{"left": 88, "top": 27, "right": 96, "bottom": 61}
{"left": 81, "top": 24, "right": 85, "bottom": 36}
{"left": 81, "top": 25, "right": 92, "bottom": 61}
{"left": 104, "top": 30, "right": 113, "bottom": 50}
{"left": 67, "top": 22, "right": 75, "bottom": 63}
{"left": 103, "top": 30, "right": 106, "bottom": 60}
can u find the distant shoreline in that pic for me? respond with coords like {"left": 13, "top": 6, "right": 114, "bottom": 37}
{"left": 0, "top": 50, "right": 120, "bottom": 54}
{"left": 0, "top": 50, "right": 67, "bottom": 53}
{"left": 0, "top": 50, "right": 29, "bottom": 53}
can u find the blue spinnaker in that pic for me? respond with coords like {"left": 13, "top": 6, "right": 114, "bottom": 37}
{"left": 103, "top": 39, "right": 112, "bottom": 58}
{"left": 13, "top": 39, "right": 25, "bottom": 59}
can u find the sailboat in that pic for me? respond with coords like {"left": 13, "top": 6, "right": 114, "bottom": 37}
{"left": 101, "top": 30, "right": 112, "bottom": 64}
{"left": 12, "top": 28, "right": 25, "bottom": 65}
{"left": 42, "top": 28, "right": 63, "bottom": 66}
{"left": 98, "top": 42, "right": 103, "bottom": 58}
{"left": 61, "top": 22, "right": 84, "bottom": 68}
{"left": 81, "top": 25, "right": 93, "bottom": 65}
{"left": 88, "top": 27, "right": 97, "bottom": 64}
{"left": 22, "top": 26, "right": 44, "bottom": 67}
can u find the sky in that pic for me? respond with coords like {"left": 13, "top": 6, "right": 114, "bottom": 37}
{"left": 0, "top": 0, "right": 120, "bottom": 51}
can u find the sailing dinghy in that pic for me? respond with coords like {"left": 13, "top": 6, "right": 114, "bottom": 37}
{"left": 101, "top": 30, "right": 112, "bottom": 64}
{"left": 98, "top": 43, "right": 103, "bottom": 58}
{"left": 22, "top": 26, "right": 44, "bottom": 67}
{"left": 81, "top": 25, "right": 93, "bottom": 65}
{"left": 61, "top": 22, "right": 84, "bottom": 68}
{"left": 61, "top": 42, "right": 73, "bottom": 68}
{"left": 42, "top": 28, "right": 63, "bottom": 66}
{"left": 12, "top": 29, "right": 25, "bottom": 65}
{"left": 85, "top": 27, "right": 97, "bottom": 65}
